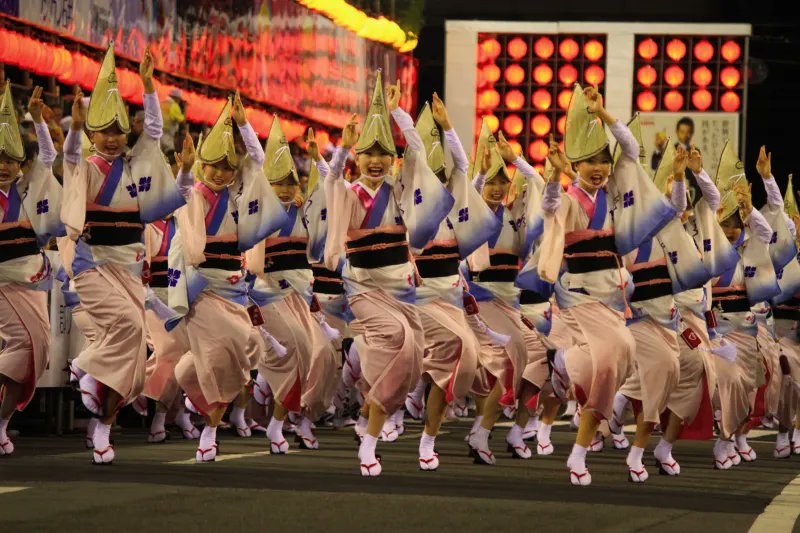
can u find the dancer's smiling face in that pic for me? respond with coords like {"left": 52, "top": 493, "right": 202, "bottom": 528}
{"left": 482, "top": 171, "right": 510, "bottom": 209}
{"left": 356, "top": 146, "right": 394, "bottom": 179}
{"left": 575, "top": 148, "right": 612, "bottom": 193}
{"left": 91, "top": 124, "right": 127, "bottom": 158}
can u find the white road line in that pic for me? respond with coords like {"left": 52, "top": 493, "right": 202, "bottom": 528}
{"left": 167, "top": 449, "right": 301, "bottom": 465}
{"left": 0, "top": 487, "right": 31, "bottom": 495}
{"left": 748, "top": 473, "right": 800, "bottom": 532}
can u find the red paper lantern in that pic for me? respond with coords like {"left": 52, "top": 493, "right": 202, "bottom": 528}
{"left": 720, "top": 90, "right": 741, "bottom": 112}
{"left": 665, "top": 39, "right": 686, "bottom": 61}
{"left": 533, "top": 63, "right": 553, "bottom": 84}
{"left": 638, "top": 38, "right": 658, "bottom": 60}
{"left": 505, "top": 89, "right": 525, "bottom": 110}
{"left": 694, "top": 40, "right": 714, "bottom": 62}
{"left": 558, "top": 64, "right": 578, "bottom": 85}
{"left": 692, "top": 66, "right": 713, "bottom": 87}
{"left": 503, "top": 114, "right": 524, "bottom": 136}
{"left": 584, "top": 65, "right": 605, "bottom": 86}
{"left": 637, "top": 65, "right": 657, "bottom": 87}
{"left": 505, "top": 64, "right": 526, "bottom": 85}
{"left": 664, "top": 65, "right": 685, "bottom": 87}
{"left": 531, "top": 114, "right": 551, "bottom": 136}
{"left": 691, "top": 89, "right": 712, "bottom": 111}
{"left": 508, "top": 37, "right": 528, "bottom": 60}
{"left": 637, "top": 90, "right": 657, "bottom": 112}
{"left": 584, "top": 40, "right": 604, "bottom": 61}
{"left": 559, "top": 38, "right": 579, "bottom": 60}
{"left": 528, "top": 139, "right": 548, "bottom": 161}
{"left": 720, "top": 66, "right": 741, "bottom": 88}
{"left": 664, "top": 90, "right": 684, "bottom": 111}
{"left": 532, "top": 89, "right": 552, "bottom": 110}
{"left": 721, "top": 40, "right": 741, "bottom": 62}
{"left": 534, "top": 37, "right": 555, "bottom": 59}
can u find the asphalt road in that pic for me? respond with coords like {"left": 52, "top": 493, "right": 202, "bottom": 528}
{"left": 1, "top": 419, "right": 798, "bottom": 532}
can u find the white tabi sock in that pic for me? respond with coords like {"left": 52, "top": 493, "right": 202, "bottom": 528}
{"left": 267, "top": 416, "right": 284, "bottom": 443}
{"left": 627, "top": 445, "right": 645, "bottom": 468}
{"left": 0, "top": 419, "right": 8, "bottom": 441}
{"left": 419, "top": 431, "right": 436, "bottom": 459}
{"left": 230, "top": 406, "right": 247, "bottom": 429}
{"left": 538, "top": 422, "right": 553, "bottom": 444}
{"left": 150, "top": 412, "right": 166, "bottom": 434}
{"left": 199, "top": 425, "right": 217, "bottom": 450}
{"left": 653, "top": 438, "right": 672, "bottom": 461}
{"left": 359, "top": 434, "right": 379, "bottom": 463}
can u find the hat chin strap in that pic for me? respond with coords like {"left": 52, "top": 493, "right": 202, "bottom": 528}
{"left": 93, "top": 147, "right": 124, "bottom": 161}
{"left": 577, "top": 173, "right": 607, "bottom": 192}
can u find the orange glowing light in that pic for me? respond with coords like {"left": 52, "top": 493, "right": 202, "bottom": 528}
{"left": 483, "top": 63, "right": 501, "bottom": 84}
{"left": 665, "top": 39, "right": 686, "bottom": 61}
{"left": 505, "top": 90, "right": 525, "bottom": 110}
{"left": 529, "top": 139, "right": 548, "bottom": 161}
{"left": 504, "top": 64, "right": 526, "bottom": 85}
{"left": 508, "top": 37, "right": 528, "bottom": 60}
{"left": 558, "top": 64, "right": 578, "bottom": 85}
{"left": 721, "top": 40, "right": 741, "bottom": 62}
{"left": 482, "top": 38, "right": 502, "bottom": 61}
{"left": 637, "top": 65, "right": 657, "bottom": 87}
{"left": 664, "top": 90, "right": 684, "bottom": 111}
{"left": 557, "top": 89, "right": 573, "bottom": 110}
{"left": 584, "top": 65, "right": 605, "bottom": 86}
{"left": 503, "top": 114, "right": 524, "bottom": 136}
{"left": 584, "top": 39, "right": 604, "bottom": 61}
{"left": 638, "top": 38, "right": 658, "bottom": 60}
{"left": 532, "top": 89, "right": 552, "bottom": 110}
{"left": 692, "top": 66, "right": 712, "bottom": 87}
{"left": 559, "top": 38, "right": 579, "bottom": 60}
{"left": 534, "top": 37, "right": 555, "bottom": 59}
{"left": 557, "top": 114, "right": 566, "bottom": 134}
{"left": 478, "top": 89, "right": 500, "bottom": 110}
{"left": 533, "top": 63, "right": 554, "bottom": 84}
{"left": 694, "top": 40, "right": 714, "bottom": 62}
{"left": 664, "top": 65, "right": 685, "bottom": 87}
{"left": 720, "top": 66, "right": 741, "bottom": 88}
{"left": 531, "top": 114, "right": 552, "bottom": 136}
{"left": 637, "top": 90, "right": 657, "bottom": 112}
{"left": 691, "top": 89, "right": 712, "bottom": 111}
{"left": 720, "top": 90, "right": 740, "bottom": 112}
{"left": 508, "top": 139, "right": 523, "bottom": 156}
{"left": 484, "top": 114, "right": 500, "bottom": 133}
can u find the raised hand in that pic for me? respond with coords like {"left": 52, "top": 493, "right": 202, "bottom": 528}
{"left": 140, "top": 48, "right": 155, "bottom": 93}
{"left": 672, "top": 145, "right": 688, "bottom": 181}
{"left": 547, "top": 134, "right": 566, "bottom": 182}
{"left": 496, "top": 131, "right": 517, "bottom": 163}
{"left": 687, "top": 144, "right": 703, "bottom": 173}
{"left": 431, "top": 92, "right": 451, "bottom": 130}
{"left": 733, "top": 181, "right": 753, "bottom": 216}
{"left": 71, "top": 86, "right": 86, "bottom": 131}
{"left": 342, "top": 114, "right": 359, "bottom": 149}
{"left": 27, "top": 86, "right": 45, "bottom": 124}
{"left": 584, "top": 85, "right": 604, "bottom": 114}
{"left": 231, "top": 90, "right": 247, "bottom": 126}
{"left": 479, "top": 145, "right": 491, "bottom": 175}
{"left": 386, "top": 79, "right": 401, "bottom": 112}
{"left": 178, "top": 132, "right": 195, "bottom": 173}
{"left": 305, "top": 127, "right": 321, "bottom": 161}
{"left": 756, "top": 145, "right": 772, "bottom": 179}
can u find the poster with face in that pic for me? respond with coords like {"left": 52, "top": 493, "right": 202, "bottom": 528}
{"left": 635, "top": 112, "right": 740, "bottom": 205}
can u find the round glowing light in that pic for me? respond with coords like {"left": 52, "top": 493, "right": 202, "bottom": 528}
{"left": 476, "top": 68, "right": 487, "bottom": 87}
{"left": 505, "top": 89, "right": 525, "bottom": 110}
{"left": 532, "top": 88, "right": 552, "bottom": 110}
{"left": 720, "top": 91, "right": 741, "bottom": 112}
{"left": 558, "top": 64, "right": 578, "bottom": 85}
{"left": 557, "top": 114, "right": 566, "bottom": 134}
{"left": 694, "top": 40, "right": 714, "bottom": 62}
{"left": 664, "top": 65, "right": 685, "bottom": 87}
{"left": 508, "top": 37, "right": 528, "bottom": 60}
{"left": 559, "top": 38, "right": 579, "bottom": 60}
{"left": 720, "top": 66, "right": 741, "bottom": 88}
{"left": 531, "top": 114, "right": 552, "bottom": 136}
{"left": 483, "top": 63, "right": 501, "bottom": 84}
{"left": 481, "top": 38, "right": 501, "bottom": 62}
{"left": 557, "top": 89, "right": 573, "bottom": 110}
{"left": 721, "top": 40, "right": 741, "bottom": 62}
{"left": 664, "top": 90, "right": 684, "bottom": 111}
{"left": 503, "top": 114, "right": 524, "bottom": 136}
{"left": 637, "top": 38, "right": 658, "bottom": 60}
{"left": 691, "top": 89, "right": 712, "bottom": 111}
{"left": 478, "top": 89, "right": 500, "bottom": 110}
{"left": 534, "top": 164, "right": 545, "bottom": 175}
{"left": 584, "top": 64, "right": 605, "bottom": 86}
{"left": 665, "top": 39, "right": 686, "bottom": 61}
{"left": 692, "top": 66, "right": 713, "bottom": 87}
{"left": 528, "top": 140, "right": 549, "bottom": 162}
{"left": 637, "top": 65, "right": 658, "bottom": 87}
{"left": 504, "top": 64, "right": 526, "bottom": 85}
{"left": 484, "top": 114, "right": 500, "bottom": 133}
{"left": 637, "top": 90, "right": 657, "bottom": 112}
{"left": 534, "top": 37, "right": 555, "bottom": 59}
{"left": 533, "top": 63, "right": 554, "bottom": 84}
{"left": 508, "top": 139, "right": 523, "bottom": 156}
{"left": 584, "top": 39, "right": 604, "bottom": 61}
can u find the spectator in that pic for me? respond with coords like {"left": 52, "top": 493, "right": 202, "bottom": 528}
{"left": 674, "top": 116, "right": 694, "bottom": 151}
{"left": 160, "top": 88, "right": 186, "bottom": 152}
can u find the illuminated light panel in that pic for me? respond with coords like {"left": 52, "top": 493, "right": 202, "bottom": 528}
{"left": 584, "top": 64, "right": 605, "bottom": 86}
{"left": 638, "top": 38, "right": 658, "bottom": 60}
{"left": 637, "top": 65, "right": 658, "bottom": 87}
{"left": 559, "top": 38, "right": 579, "bottom": 60}
{"left": 531, "top": 114, "right": 552, "bottom": 136}
{"left": 483, "top": 63, "right": 501, "bottom": 84}
{"left": 664, "top": 90, "right": 684, "bottom": 111}
{"left": 584, "top": 39, "right": 604, "bottom": 61}
{"left": 692, "top": 66, "right": 713, "bottom": 87}
{"left": 508, "top": 37, "right": 528, "bottom": 60}
{"left": 691, "top": 89, "right": 712, "bottom": 111}
{"left": 664, "top": 65, "right": 685, "bottom": 87}
{"left": 557, "top": 89, "right": 573, "bottom": 110}
{"left": 481, "top": 38, "right": 502, "bottom": 62}
{"left": 484, "top": 114, "right": 500, "bottom": 133}
{"left": 534, "top": 37, "right": 555, "bottom": 59}
{"left": 693, "top": 40, "right": 714, "bottom": 62}
{"left": 532, "top": 89, "right": 552, "bottom": 110}
{"left": 533, "top": 63, "right": 554, "bottom": 84}
{"left": 558, "top": 64, "right": 578, "bottom": 85}
{"left": 720, "top": 66, "right": 741, "bottom": 88}
{"left": 637, "top": 90, "right": 657, "bottom": 112}
{"left": 528, "top": 139, "right": 548, "bottom": 162}
{"left": 505, "top": 64, "right": 526, "bottom": 85}
{"left": 505, "top": 89, "right": 525, "bottom": 110}
{"left": 721, "top": 40, "right": 741, "bottom": 62}
{"left": 478, "top": 88, "right": 500, "bottom": 110}
{"left": 503, "top": 114, "right": 524, "bottom": 136}
{"left": 666, "top": 39, "right": 687, "bottom": 61}
{"left": 557, "top": 114, "right": 566, "bottom": 134}
{"left": 720, "top": 90, "right": 740, "bottom": 112}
